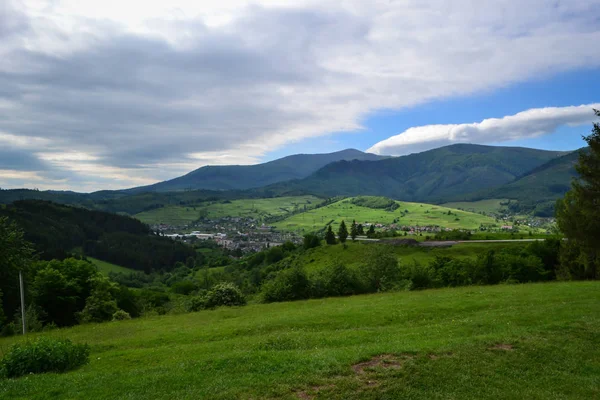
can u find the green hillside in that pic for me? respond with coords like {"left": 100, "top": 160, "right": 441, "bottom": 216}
{"left": 128, "top": 149, "right": 386, "bottom": 193}
{"left": 466, "top": 149, "right": 584, "bottom": 216}
{"left": 285, "top": 240, "right": 531, "bottom": 274}
{"left": 256, "top": 144, "right": 566, "bottom": 202}
{"left": 135, "top": 196, "right": 320, "bottom": 226}
{"left": 88, "top": 257, "right": 137, "bottom": 275}
{"left": 1, "top": 282, "right": 598, "bottom": 399}
{"left": 273, "top": 196, "right": 501, "bottom": 233}
{"left": 442, "top": 199, "right": 509, "bottom": 215}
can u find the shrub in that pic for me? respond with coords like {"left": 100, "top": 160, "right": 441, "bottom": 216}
{"left": 186, "top": 295, "right": 208, "bottom": 312}
{"left": 261, "top": 268, "right": 311, "bottom": 303}
{"left": 112, "top": 310, "right": 131, "bottom": 321}
{"left": 312, "top": 264, "right": 364, "bottom": 297}
{"left": 361, "top": 248, "right": 401, "bottom": 292}
{"left": 171, "top": 280, "right": 197, "bottom": 295}
{"left": 204, "top": 283, "right": 246, "bottom": 308}
{"left": 0, "top": 337, "right": 90, "bottom": 378}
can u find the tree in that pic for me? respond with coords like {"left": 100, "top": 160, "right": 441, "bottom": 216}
{"left": 338, "top": 220, "right": 348, "bottom": 246}
{"left": 367, "top": 224, "right": 376, "bottom": 238}
{"left": 0, "top": 217, "right": 34, "bottom": 321}
{"left": 325, "top": 225, "right": 336, "bottom": 245}
{"left": 350, "top": 220, "right": 358, "bottom": 241}
{"left": 303, "top": 233, "right": 321, "bottom": 250}
{"left": 556, "top": 109, "right": 600, "bottom": 279}
{"left": 357, "top": 224, "right": 364, "bottom": 236}
{"left": 79, "top": 276, "right": 118, "bottom": 323}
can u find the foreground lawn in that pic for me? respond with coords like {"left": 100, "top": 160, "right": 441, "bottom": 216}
{"left": 1, "top": 282, "right": 599, "bottom": 399}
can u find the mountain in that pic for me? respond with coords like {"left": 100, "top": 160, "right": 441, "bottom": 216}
{"left": 127, "top": 149, "right": 387, "bottom": 193}
{"left": 252, "top": 144, "right": 569, "bottom": 202}
{"left": 465, "top": 148, "right": 584, "bottom": 216}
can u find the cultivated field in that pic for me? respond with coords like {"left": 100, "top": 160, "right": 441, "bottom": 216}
{"left": 135, "top": 196, "right": 320, "bottom": 226}
{"left": 273, "top": 198, "right": 501, "bottom": 233}
{"left": 0, "top": 282, "right": 598, "bottom": 399}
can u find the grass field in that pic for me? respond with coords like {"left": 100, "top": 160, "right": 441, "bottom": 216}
{"left": 441, "top": 199, "right": 509, "bottom": 215}
{"left": 0, "top": 282, "right": 598, "bottom": 399}
{"left": 299, "top": 241, "right": 530, "bottom": 274}
{"left": 135, "top": 196, "right": 320, "bottom": 226}
{"left": 274, "top": 198, "right": 501, "bottom": 233}
{"left": 88, "top": 257, "right": 135, "bottom": 275}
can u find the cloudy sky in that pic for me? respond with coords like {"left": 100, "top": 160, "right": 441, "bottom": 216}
{"left": 1, "top": 0, "right": 600, "bottom": 192}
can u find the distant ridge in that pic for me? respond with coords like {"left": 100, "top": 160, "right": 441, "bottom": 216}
{"left": 251, "top": 144, "right": 570, "bottom": 202}
{"left": 126, "top": 148, "right": 387, "bottom": 193}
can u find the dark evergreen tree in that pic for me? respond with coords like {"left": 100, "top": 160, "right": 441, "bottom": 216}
{"left": 338, "top": 220, "right": 348, "bottom": 246}
{"left": 357, "top": 224, "right": 364, "bottom": 235}
{"left": 325, "top": 225, "right": 336, "bottom": 245}
{"left": 350, "top": 220, "right": 358, "bottom": 241}
{"left": 367, "top": 224, "right": 376, "bottom": 237}
{"left": 556, "top": 109, "right": 600, "bottom": 279}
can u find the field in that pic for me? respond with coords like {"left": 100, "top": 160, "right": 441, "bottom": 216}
{"left": 297, "top": 241, "right": 530, "bottom": 274}
{"left": 441, "top": 199, "right": 509, "bottom": 214}
{"left": 135, "top": 196, "right": 320, "bottom": 226}
{"left": 88, "top": 257, "right": 136, "bottom": 275}
{"left": 0, "top": 282, "right": 598, "bottom": 399}
{"left": 274, "top": 198, "right": 501, "bottom": 233}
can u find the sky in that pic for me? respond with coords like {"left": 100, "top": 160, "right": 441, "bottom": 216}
{"left": 1, "top": 0, "right": 599, "bottom": 192}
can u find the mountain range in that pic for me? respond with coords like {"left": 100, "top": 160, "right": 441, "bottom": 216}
{"left": 0, "top": 144, "right": 583, "bottom": 216}
{"left": 127, "top": 149, "right": 387, "bottom": 193}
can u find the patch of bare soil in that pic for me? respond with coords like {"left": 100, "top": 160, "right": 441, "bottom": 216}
{"left": 489, "top": 343, "right": 514, "bottom": 351}
{"left": 295, "top": 384, "right": 335, "bottom": 399}
{"left": 352, "top": 354, "right": 414, "bottom": 375}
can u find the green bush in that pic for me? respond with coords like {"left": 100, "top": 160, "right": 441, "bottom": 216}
{"left": 0, "top": 337, "right": 90, "bottom": 378}
{"left": 171, "top": 280, "right": 197, "bottom": 295}
{"left": 112, "top": 310, "right": 131, "bottom": 321}
{"left": 312, "top": 264, "right": 364, "bottom": 297}
{"left": 204, "top": 283, "right": 246, "bottom": 308}
{"left": 186, "top": 295, "right": 208, "bottom": 312}
{"left": 261, "top": 268, "right": 311, "bottom": 303}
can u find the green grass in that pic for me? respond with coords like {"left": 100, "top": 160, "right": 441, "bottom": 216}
{"left": 87, "top": 257, "right": 135, "bottom": 275}
{"left": 1, "top": 282, "right": 598, "bottom": 399}
{"left": 274, "top": 198, "right": 501, "bottom": 233}
{"left": 441, "top": 199, "right": 509, "bottom": 214}
{"left": 135, "top": 196, "right": 320, "bottom": 226}
{"left": 299, "top": 241, "right": 529, "bottom": 274}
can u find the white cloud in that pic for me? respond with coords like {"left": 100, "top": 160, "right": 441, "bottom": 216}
{"left": 367, "top": 104, "right": 600, "bottom": 155}
{"left": 1, "top": 0, "right": 600, "bottom": 190}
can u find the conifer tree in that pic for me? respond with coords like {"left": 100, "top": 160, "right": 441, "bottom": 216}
{"left": 338, "top": 220, "right": 348, "bottom": 246}
{"left": 556, "top": 109, "right": 600, "bottom": 279}
{"left": 350, "top": 220, "right": 358, "bottom": 241}
{"left": 325, "top": 225, "right": 336, "bottom": 245}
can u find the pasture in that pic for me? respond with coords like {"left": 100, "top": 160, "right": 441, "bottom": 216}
{"left": 0, "top": 282, "right": 598, "bottom": 399}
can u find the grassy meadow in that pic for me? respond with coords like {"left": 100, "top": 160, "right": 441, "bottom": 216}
{"left": 88, "top": 257, "right": 136, "bottom": 276}
{"left": 441, "top": 199, "right": 509, "bottom": 215}
{"left": 274, "top": 198, "right": 500, "bottom": 233}
{"left": 296, "top": 240, "right": 530, "bottom": 275}
{"left": 135, "top": 196, "right": 320, "bottom": 226}
{"left": 0, "top": 281, "right": 598, "bottom": 399}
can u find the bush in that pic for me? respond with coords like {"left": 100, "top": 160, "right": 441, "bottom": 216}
{"left": 186, "top": 295, "right": 208, "bottom": 312}
{"left": 311, "top": 264, "right": 364, "bottom": 297}
{"left": 0, "top": 337, "right": 90, "bottom": 378}
{"left": 112, "top": 310, "right": 131, "bottom": 321}
{"left": 204, "top": 283, "right": 246, "bottom": 308}
{"left": 361, "top": 248, "right": 401, "bottom": 292}
{"left": 171, "top": 280, "right": 197, "bottom": 295}
{"left": 261, "top": 268, "right": 311, "bottom": 303}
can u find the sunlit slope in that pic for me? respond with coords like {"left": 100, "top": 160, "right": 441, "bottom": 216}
{"left": 0, "top": 282, "right": 598, "bottom": 399}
